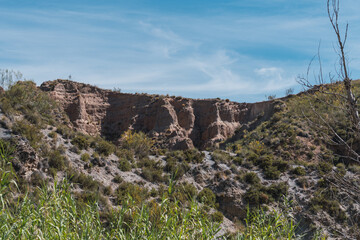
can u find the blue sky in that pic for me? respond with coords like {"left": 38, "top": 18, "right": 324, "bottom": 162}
{"left": 1, "top": 0, "right": 360, "bottom": 102}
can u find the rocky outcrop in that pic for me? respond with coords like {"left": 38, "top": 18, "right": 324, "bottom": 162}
{"left": 40, "top": 79, "right": 275, "bottom": 149}
{"left": 12, "top": 136, "right": 41, "bottom": 180}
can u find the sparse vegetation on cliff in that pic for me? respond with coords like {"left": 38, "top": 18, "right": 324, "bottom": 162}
{"left": 1, "top": 78, "right": 359, "bottom": 238}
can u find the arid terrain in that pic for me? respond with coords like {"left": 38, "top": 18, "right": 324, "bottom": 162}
{"left": 0, "top": 79, "right": 359, "bottom": 239}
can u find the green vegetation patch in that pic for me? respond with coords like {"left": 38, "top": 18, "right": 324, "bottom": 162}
{"left": 94, "top": 139, "right": 115, "bottom": 156}
{"left": 71, "top": 134, "right": 90, "bottom": 150}
{"left": 197, "top": 188, "right": 216, "bottom": 207}
{"left": 244, "top": 182, "right": 288, "bottom": 206}
{"left": 309, "top": 179, "right": 346, "bottom": 222}
{"left": 115, "top": 182, "right": 149, "bottom": 205}
{"left": 12, "top": 120, "right": 43, "bottom": 150}
{"left": 48, "top": 149, "right": 68, "bottom": 171}
{"left": 166, "top": 149, "right": 205, "bottom": 163}
{"left": 121, "top": 130, "right": 154, "bottom": 158}
{"left": 1, "top": 81, "right": 57, "bottom": 127}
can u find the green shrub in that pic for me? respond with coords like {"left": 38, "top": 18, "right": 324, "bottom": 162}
{"left": 0, "top": 139, "right": 15, "bottom": 165}
{"left": 244, "top": 182, "right": 288, "bottom": 206}
{"left": 296, "top": 177, "right": 310, "bottom": 188}
{"left": 95, "top": 139, "right": 115, "bottom": 156}
{"left": 264, "top": 166, "right": 281, "bottom": 180}
{"left": 155, "top": 148, "right": 167, "bottom": 156}
{"left": 164, "top": 158, "right": 188, "bottom": 180}
{"left": 141, "top": 167, "right": 164, "bottom": 183}
{"left": 165, "top": 150, "right": 205, "bottom": 164}
{"left": 244, "top": 172, "right": 260, "bottom": 185}
{"left": 281, "top": 151, "right": 292, "bottom": 159}
{"left": 48, "top": 131, "right": 57, "bottom": 139}
{"left": 170, "top": 183, "right": 198, "bottom": 204}
{"left": 255, "top": 154, "right": 273, "bottom": 169}
{"left": 115, "top": 182, "right": 148, "bottom": 205}
{"left": 40, "top": 143, "right": 52, "bottom": 159}
{"left": 247, "top": 151, "right": 259, "bottom": 163}
{"left": 306, "top": 151, "right": 314, "bottom": 159}
{"left": 174, "top": 183, "right": 197, "bottom": 201}
{"left": 80, "top": 153, "right": 90, "bottom": 162}
{"left": 74, "top": 190, "right": 100, "bottom": 205}
{"left": 1, "top": 81, "right": 56, "bottom": 125}
{"left": 66, "top": 168, "right": 99, "bottom": 191}
{"left": 310, "top": 195, "right": 346, "bottom": 221}
{"left": 165, "top": 150, "right": 185, "bottom": 162}
{"left": 230, "top": 164, "right": 238, "bottom": 174}
{"left": 317, "top": 162, "right": 333, "bottom": 175}
{"left": 349, "top": 164, "right": 360, "bottom": 174}
{"left": 272, "top": 159, "right": 289, "bottom": 172}
{"left": 102, "top": 186, "right": 112, "bottom": 196}
{"left": 92, "top": 152, "right": 100, "bottom": 160}
{"left": 212, "top": 150, "right": 232, "bottom": 163}
{"left": 115, "top": 148, "right": 134, "bottom": 161}
{"left": 150, "top": 188, "right": 158, "bottom": 197}
{"left": 56, "top": 144, "right": 66, "bottom": 154}
{"left": 244, "top": 187, "right": 270, "bottom": 205}
{"left": 183, "top": 149, "right": 204, "bottom": 163}
{"left": 291, "top": 166, "right": 306, "bottom": 176}
{"left": 121, "top": 130, "right": 153, "bottom": 158}
{"left": 336, "top": 163, "right": 346, "bottom": 176}
{"left": 233, "top": 156, "right": 243, "bottom": 165}
{"left": 71, "top": 135, "right": 90, "bottom": 150}
{"left": 197, "top": 188, "right": 216, "bottom": 207}
{"left": 137, "top": 159, "right": 163, "bottom": 178}
{"left": 137, "top": 157, "right": 158, "bottom": 168}
{"left": 210, "top": 211, "right": 224, "bottom": 223}
{"left": 24, "top": 110, "right": 42, "bottom": 126}
{"left": 112, "top": 175, "right": 123, "bottom": 184}
{"left": 12, "top": 120, "right": 43, "bottom": 149}
{"left": 56, "top": 125, "right": 74, "bottom": 139}
{"left": 266, "top": 182, "right": 288, "bottom": 201}
{"left": 48, "top": 150, "right": 68, "bottom": 171}
{"left": 118, "top": 158, "right": 131, "bottom": 171}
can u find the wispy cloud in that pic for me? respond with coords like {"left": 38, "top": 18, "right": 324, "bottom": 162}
{"left": 0, "top": 0, "right": 359, "bottom": 102}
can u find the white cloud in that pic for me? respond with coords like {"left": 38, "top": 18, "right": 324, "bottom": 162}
{"left": 255, "top": 67, "right": 296, "bottom": 92}
{"left": 255, "top": 67, "right": 283, "bottom": 77}
{"left": 1, "top": 1, "right": 359, "bottom": 102}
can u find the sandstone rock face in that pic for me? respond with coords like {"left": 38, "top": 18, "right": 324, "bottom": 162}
{"left": 40, "top": 79, "right": 274, "bottom": 149}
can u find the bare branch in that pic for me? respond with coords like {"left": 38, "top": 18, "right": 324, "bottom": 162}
{"left": 309, "top": 102, "right": 360, "bottom": 163}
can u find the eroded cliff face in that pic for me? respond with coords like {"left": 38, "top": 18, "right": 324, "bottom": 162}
{"left": 40, "top": 79, "right": 274, "bottom": 149}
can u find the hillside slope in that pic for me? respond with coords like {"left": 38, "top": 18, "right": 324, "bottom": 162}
{"left": 0, "top": 80, "right": 359, "bottom": 239}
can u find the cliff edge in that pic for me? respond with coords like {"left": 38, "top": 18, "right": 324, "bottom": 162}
{"left": 40, "top": 79, "right": 274, "bottom": 149}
